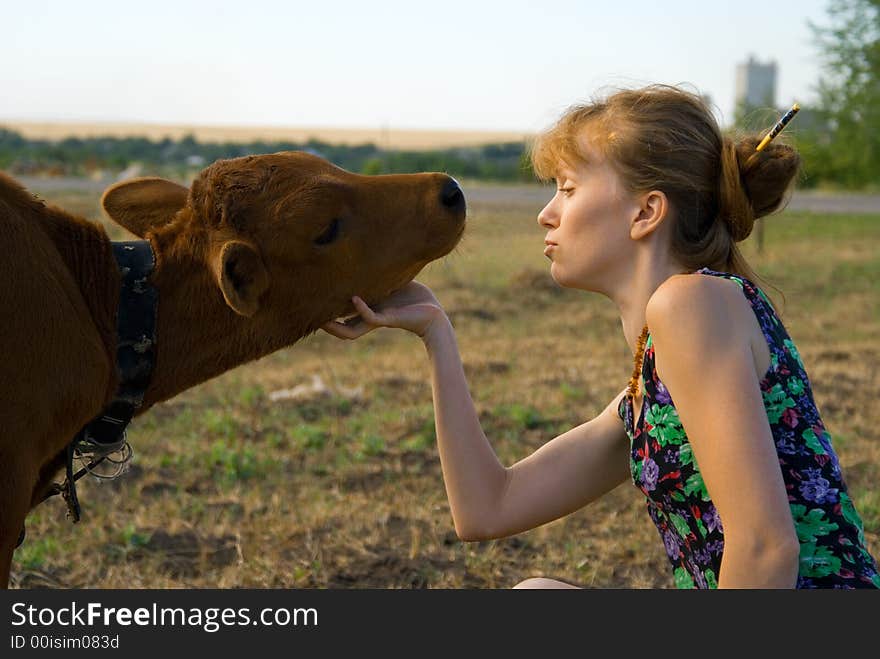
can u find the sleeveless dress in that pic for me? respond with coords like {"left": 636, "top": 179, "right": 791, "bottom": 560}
{"left": 616, "top": 267, "right": 880, "bottom": 589}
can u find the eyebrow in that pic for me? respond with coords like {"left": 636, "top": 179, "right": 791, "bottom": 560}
{"left": 556, "top": 167, "right": 580, "bottom": 183}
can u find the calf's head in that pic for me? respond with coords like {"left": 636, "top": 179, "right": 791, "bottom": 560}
{"left": 101, "top": 151, "right": 466, "bottom": 338}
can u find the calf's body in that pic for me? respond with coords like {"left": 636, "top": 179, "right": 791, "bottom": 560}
{"left": 0, "top": 151, "right": 466, "bottom": 587}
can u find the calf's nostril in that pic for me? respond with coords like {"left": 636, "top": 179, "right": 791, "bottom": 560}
{"left": 440, "top": 178, "right": 465, "bottom": 211}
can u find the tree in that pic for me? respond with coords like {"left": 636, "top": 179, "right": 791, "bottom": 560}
{"left": 808, "top": 0, "right": 880, "bottom": 188}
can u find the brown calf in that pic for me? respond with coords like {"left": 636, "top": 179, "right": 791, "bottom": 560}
{"left": 0, "top": 151, "right": 466, "bottom": 587}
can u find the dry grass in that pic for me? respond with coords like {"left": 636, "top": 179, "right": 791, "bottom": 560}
{"left": 9, "top": 179, "right": 879, "bottom": 589}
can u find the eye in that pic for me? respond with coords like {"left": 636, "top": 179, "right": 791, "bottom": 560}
{"left": 557, "top": 187, "right": 574, "bottom": 197}
{"left": 314, "top": 218, "right": 341, "bottom": 246}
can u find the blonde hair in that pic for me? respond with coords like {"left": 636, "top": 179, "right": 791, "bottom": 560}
{"left": 530, "top": 84, "right": 802, "bottom": 398}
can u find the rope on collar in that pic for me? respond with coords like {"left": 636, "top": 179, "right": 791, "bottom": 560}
{"left": 25, "top": 240, "right": 158, "bottom": 536}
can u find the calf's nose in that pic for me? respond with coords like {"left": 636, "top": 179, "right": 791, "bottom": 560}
{"left": 440, "top": 177, "right": 465, "bottom": 213}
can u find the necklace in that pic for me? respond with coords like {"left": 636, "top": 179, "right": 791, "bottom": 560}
{"left": 627, "top": 323, "right": 650, "bottom": 402}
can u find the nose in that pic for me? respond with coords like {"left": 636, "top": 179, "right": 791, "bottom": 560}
{"left": 440, "top": 177, "right": 466, "bottom": 213}
{"left": 537, "top": 200, "right": 557, "bottom": 229}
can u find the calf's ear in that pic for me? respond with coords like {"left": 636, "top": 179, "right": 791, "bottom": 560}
{"left": 215, "top": 240, "right": 270, "bottom": 317}
{"left": 101, "top": 177, "right": 189, "bottom": 238}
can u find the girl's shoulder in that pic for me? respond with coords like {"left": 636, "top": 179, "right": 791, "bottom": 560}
{"left": 647, "top": 268, "right": 753, "bottom": 328}
{"left": 645, "top": 268, "right": 767, "bottom": 358}
{"left": 646, "top": 268, "right": 775, "bottom": 382}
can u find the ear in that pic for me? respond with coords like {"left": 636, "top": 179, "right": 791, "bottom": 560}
{"left": 101, "top": 177, "right": 189, "bottom": 238}
{"left": 629, "top": 190, "right": 670, "bottom": 240}
{"left": 215, "top": 240, "right": 270, "bottom": 317}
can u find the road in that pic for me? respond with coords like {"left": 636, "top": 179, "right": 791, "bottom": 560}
{"left": 13, "top": 176, "right": 880, "bottom": 215}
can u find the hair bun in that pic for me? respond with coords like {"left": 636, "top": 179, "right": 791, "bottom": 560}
{"left": 735, "top": 136, "right": 802, "bottom": 219}
{"left": 718, "top": 136, "right": 801, "bottom": 241}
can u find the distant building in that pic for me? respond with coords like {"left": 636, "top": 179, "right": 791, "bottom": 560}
{"left": 735, "top": 55, "right": 777, "bottom": 110}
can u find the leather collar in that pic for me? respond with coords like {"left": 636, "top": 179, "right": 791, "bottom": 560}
{"left": 77, "top": 240, "right": 158, "bottom": 453}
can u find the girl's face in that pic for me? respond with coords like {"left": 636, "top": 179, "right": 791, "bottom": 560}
{"left": 536, "top": 141, "right": 642, "bottom": 292}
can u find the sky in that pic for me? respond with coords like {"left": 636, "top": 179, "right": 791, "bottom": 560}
{"left": 1, "top": 0, "right": 833, "bottom": 133}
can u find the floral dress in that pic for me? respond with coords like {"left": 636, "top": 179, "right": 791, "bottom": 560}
{"left": 617, "top": 267, "right": 880, "bottom": 589}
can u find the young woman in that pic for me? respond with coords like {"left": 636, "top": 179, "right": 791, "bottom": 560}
{"left": 322, "top": 85, "right": 880, "bottom": 589}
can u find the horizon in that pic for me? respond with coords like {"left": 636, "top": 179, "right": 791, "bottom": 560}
{"left": 1, "top": 118, "right": 533, "bottom": 151}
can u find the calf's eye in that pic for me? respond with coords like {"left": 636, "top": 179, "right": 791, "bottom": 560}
{"left": 314, "top": 218, "right": 341, "bottom": 246}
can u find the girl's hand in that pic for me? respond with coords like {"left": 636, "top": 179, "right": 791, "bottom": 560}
{"left": 321, "top": 281, "right": 447, "bottom": 341}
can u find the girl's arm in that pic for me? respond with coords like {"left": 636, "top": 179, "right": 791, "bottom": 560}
{"left": 423, "top": 313, "right": 631, "bottom": 541}
{"left": 647, "top": 275, "right": 801, "bottom": 588}
{"left": 323, "top": 282, "right": 631, "bottom": 542}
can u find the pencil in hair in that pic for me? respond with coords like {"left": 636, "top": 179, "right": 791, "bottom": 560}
{"left": 756, "top": 103, "right": 801, "bottom": 152}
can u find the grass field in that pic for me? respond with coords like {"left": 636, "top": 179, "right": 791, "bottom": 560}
{"left": 9, "top": 179, "right": 880, "bottom": 589}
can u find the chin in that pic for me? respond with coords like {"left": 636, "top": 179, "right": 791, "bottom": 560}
{"left": 549, "top": 263, "right": 575, "bottom": 289}
{"left": 551, "top": 264, "right": 596, "bottom": 293}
